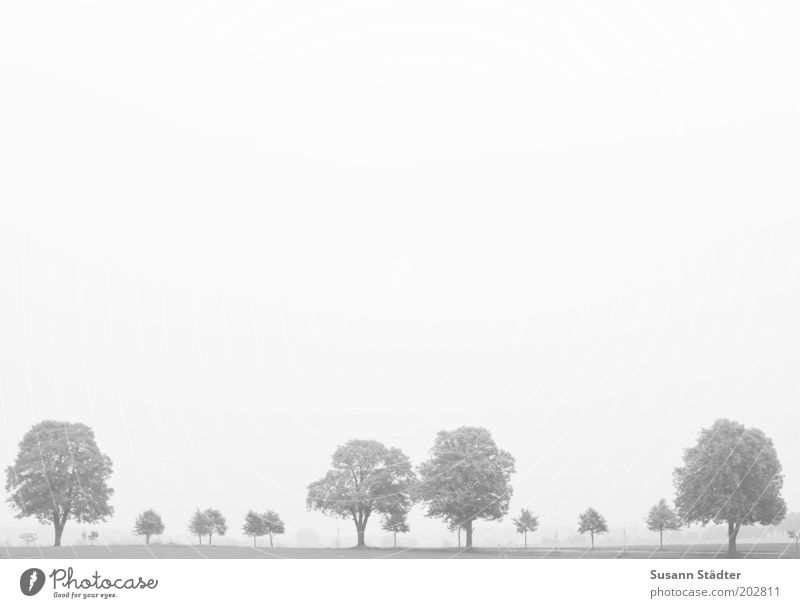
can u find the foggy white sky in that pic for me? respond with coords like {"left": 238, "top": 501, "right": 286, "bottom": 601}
{"left": 1, "top": 1, "right": 799, "bottom": 547}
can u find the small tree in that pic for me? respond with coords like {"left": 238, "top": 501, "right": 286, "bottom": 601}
{"left": 578, "top": 507, "right": 608, "bottom": 549}
{"left": 134, "top": 509, "right": 165, "bottom": 545}
{"left": 645, "top": 498, "right": 681, "bottom": 550}
{"left": 771, "top": 511, "right": 800, "bottom": 539}
{"left": 19, "top": 532, "right": 37, "bottom": 547}
{"left": 674, "top": 419, "right": 786, "bottom": 555}
{"left": 511, "top": 508, "right": 539, "bottom": 549}
{"left": 307, "top": 439, "right": 415, "bottom": 548}
{"left": 446, "top": 518, "right": 463, "bottom": 548}
{"left": 188, "top": 510, "right": 212, "bottom": 544}
{"left": 417, "top": 427, "right": 516, "bottom": 549}
{"left": 788, "top": 531, "right": 800, "bottom": 553}
{"left": 203, "top": 508, "right": 227, "bottom": 545}
{"left": 243, "top": 511, "right": 267, "bottom": 547}
{"left": 262, "top": 510, "right": 285, "bottom": 548}
{"left": 88, "top": 530, "right": 99, "bottom": 545}
{"left": 381, "top": 510, "right": 410, "bottom": 548}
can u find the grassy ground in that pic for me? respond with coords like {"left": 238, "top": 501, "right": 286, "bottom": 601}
{"left": 2, "top": 543, "right": 798, "bottom": 559}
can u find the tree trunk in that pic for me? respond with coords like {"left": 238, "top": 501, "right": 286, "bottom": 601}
{"left": 659, "top": 529, "right": 663, "bottom": 551}
{"left": 727, "top": 521, "right": 739, "bottom": 555}
{"left": 269, "top": 535, "right": 274, "bottom": 549}
{"left": 209, "top": 532, "right": 213, "bottom": 546}
{"left": 356, "top": 527, "right": 366, "bottom": 547}
{"left": 457, "top": 528, "right": 461, "bottom": 548}
{"left": 198, "top": 534, "right": 202, "bottom": 545}
{"left": 146, "top": 534, "right": 151, "bottom": 545}
{"left": 54, "top": 522, "right": 64, "bottom": 547}
{"left": 524, "top": 531, "right": 527, "bottom": 549}
{"left": 464, "top": 520, "right": 474, "bottom": 549}
{"left": 590, "top": 531, "right": 594, "bottom": 549}
{"left": 253, "top": 534, "right": 256, "bottom": 547}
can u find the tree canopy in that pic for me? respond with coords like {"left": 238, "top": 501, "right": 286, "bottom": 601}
{"left": 4, "top": 420, "right": 114, "bottom": 546}
{"left": 673, "top": 419, "right": 786, "bottom": 554}
{"left": 645, "top": 499, "right": 680, "bottom": 550}
{"left": 416, "top": 427, "right": 515, "bottom": 549}
{"left": 188, "top": 510, "right": 212, "bottom": 544}
{"left": 381, "top": 509, "right": 410, "bottom": 548}
{"left": 511, "top": 508, "right": 539, "bottom": 548}
{"left": 307, "top": 439, "right": 415, "bottom": 547}
{"left": 134, "top": 509, "right": 165, "bottom": 545}
{"left": 577, "top": 507, "right": 608, "bottom": 549}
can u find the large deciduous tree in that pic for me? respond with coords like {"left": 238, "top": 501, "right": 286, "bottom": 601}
{"left": 645, "top": 498, "right": 681, "bottom": 550}
{"left": 134, "top": 509, "right": 165, "bottom": 545}
{"left": 673, "top": 419, "right": 786, "bottom": 555}
{"left": 577, "top": 507, "right": 608, "bottom": 549}
{"left": 4, "top": 421, "right": 114, "bottom": 546}
{"left": 416, "top": 427, "right": 515, "bottom": 549}
{"left": 306, "top": 439, "right": 415, "bottom": 548}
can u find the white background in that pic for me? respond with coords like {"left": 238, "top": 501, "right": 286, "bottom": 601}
{"left": 1, "top": 1, "right": 799, "bottom": 550}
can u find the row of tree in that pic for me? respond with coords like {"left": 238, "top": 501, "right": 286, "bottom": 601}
{"left": 2, "top": 418, "right": 793, "bottom": 554}
{"left": 19, "top": 503, "right": 799, "bottom": 552}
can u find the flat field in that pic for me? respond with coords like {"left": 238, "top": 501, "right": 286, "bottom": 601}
{"left": 2, "top": 544, "right": 798, "bottom": 559}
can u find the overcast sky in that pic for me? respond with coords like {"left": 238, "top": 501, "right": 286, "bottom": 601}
{"left": 1, "top": 1, "right": 799, "bottom": 547}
